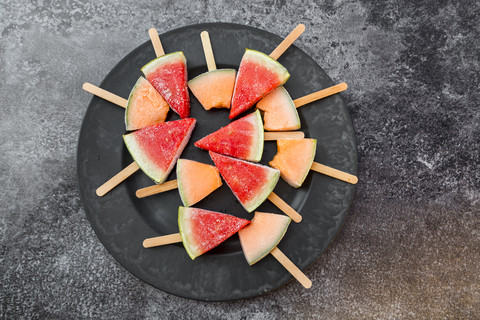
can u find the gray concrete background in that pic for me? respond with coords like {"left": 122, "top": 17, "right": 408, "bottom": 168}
{"left": 1, "top": 0, "right": 479, "bottom": 319}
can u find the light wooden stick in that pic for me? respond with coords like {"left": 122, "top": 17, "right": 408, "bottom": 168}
{"left": 267, "top": 192, "right": 302, "bottom": 223}
{"left": 201, "top": 31, "right": 216, "bottom": 71}
{"left": 149, "top": 28, "right": 165, "bottom": 57}
{"left": 271, "top": 247, "right": 312, "bottom": 288}
{"left": 264, "top": 131, "right": 304, "bottom": 141}
{"left": 143, "top": 233, "right": 182, "bottom": 248}
{"left": 96, "top": 162, "right": 140, "bottom": 196}
{"left": 311, "top": 162, "right": 358, "bottom": 184}
{"left": 82, "top": 83, "right": 127, "bottom": 108}
{"left": 294, "top": 83, "right": 348, "bottom": 108}
{"left": 136, "top": 179, "right": 179, "bottom": 198}
{"left": 269, "top": 24, "right": 306, "bottom": 60}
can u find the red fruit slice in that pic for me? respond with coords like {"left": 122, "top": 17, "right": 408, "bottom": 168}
{"left": 188, "top": 69, "right": 236, "bottom": 110}
{"left": 195, "top": 110, "right": 264, "bottom": 162}
{"left": 178, "top": 207, "right": 250, "bottom": 260}
{"left": 123, "top": 118, "right": 196, "bottom": 184}
{"left": 142, "top": 52, "right": 190, "bottom": 118}
{"left": 230, "top": 49, "right": 290, "bottom": 119}
{"left": 209, "top": 152, "right": 280, "bottom": 213}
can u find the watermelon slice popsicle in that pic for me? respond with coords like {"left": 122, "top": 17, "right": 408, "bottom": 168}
{"left": 187, "top": 31, "right": 236, "bottom": 110}
{"left": 229, "top": 24, "right": 305, "bottom": 119}
{"left": 95, "top": 118, "right": 196, "bottom": 197}
{"left": 209, "top": 152, "right": 303, "bottom": 223}
{"left": 257, "top": 83, "right": 349, "bottom": 131}
{"left": 239, "top": 211, "right": 312, "bottom": 288}
{"left": 270, "top": 138, "right": 358, "bottom": 187}
{"left": 142, "top": 207, "right": 250, "bottom": 260}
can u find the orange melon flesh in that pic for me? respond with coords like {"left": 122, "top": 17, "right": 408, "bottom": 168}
{"left": 125, "top": 77, "right": 169, "bottom": 131}
{"left": 256, "top": 86, "right": 300, "bottom": 131}
{"left": 269, "top": 138, "right": 317, "bottom": 188}
{"left": 238, "top": 212, "right": 291, "bottom": 265}
{"left": 176, "top": 159, "right": 222, "bottom": 207}
{"left": 188, "top": 69, "right": 236, "bottom": 110}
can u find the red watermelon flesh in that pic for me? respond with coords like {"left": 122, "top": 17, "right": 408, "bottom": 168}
{"left": 194, "top": 109, "right": 264, "bottom": 162}
{"left": 178, "top": 207, "right": 250, "bottom": 260}
{"left": 230, "top": 49, "right": 290, "bottom": 119}
{"left": 209, "top": 151, "right": 280, "bottom": 213}
{"left": 142, "top": 52, "right": 190, "bottom": 118}
{"left": 123, "top": 118, "right": 196, "bottom": 184}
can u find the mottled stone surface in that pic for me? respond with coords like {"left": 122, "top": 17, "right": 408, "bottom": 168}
{"left": 1, "top": 0, "right": 479, "bottom": 319}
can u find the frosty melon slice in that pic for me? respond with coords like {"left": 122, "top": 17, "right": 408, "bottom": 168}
{"left": 142, "top": 52, "right": 190, "bottom": 118}
{"left": 176, "top": 159, "right": 222, "bottom": 207}
{"left": 123, "top": 118, "right": 196, "bottom": 184}
{"left": 195, "top": 109, "right": 264, "bottom": 162}
{"left": 230, "top": 49, "right": 290, "bottom": 119}
{"left": 125, "top": 77, "right": 169, "bottom": 131}
{"left": 178, "top": 207, "right": 250, "bottom": 260}
{"left": 256, "top": 86, "right": 301, "bottom": 131}
{"left": 238, "top": 211, "right": 291, "bottom": 265}
{"left": 188, "top": 69, "right": 236, "bottom": 110}
{"left": 209, "top": 152, "right": 280, "bottom": 213}
{"left": 269, "top": 138, "right": 317, "bottom": 188}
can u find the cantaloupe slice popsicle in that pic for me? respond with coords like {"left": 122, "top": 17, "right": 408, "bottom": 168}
{"left": 142, "top": 207, "right": 250, "bottom": 260}
{"left": 238, "top": 211, "right": 312, "bottom": 289}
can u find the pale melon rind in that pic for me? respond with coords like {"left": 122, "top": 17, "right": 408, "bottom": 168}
{"left": 256, "top": 86, "right": 301, "bottom": 131}
{"left": 239, "top": 212, "right": 291, "bottom": 265}
{"left": 178, "top": 206, "right": 199, "bottom": 260}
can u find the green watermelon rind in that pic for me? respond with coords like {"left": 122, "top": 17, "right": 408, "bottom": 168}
{"left": 187, "top": 68, "right": 236, "bottom": 87}
{"left": 122, "top": 121, "right": 194, "bottom": 184}
{"left": 178, "top": 206, "right": 200, "bottom": 260}
{"left": 249, "top": 109, "right": 265, "bottom": 162}
{"left": 242, "top": 214, "right": 291, "bottom": 266}
{"left": 258, "top": 86, "right": 301, "bottom": 131}
{"left": 141, "top": 51, "right": 186, "bottom": 76}
{"left": 242, "top": 166, "right": 280, "bottom": 212}
{"left": 176, "top": 159, "right": 192, "bottom": 207}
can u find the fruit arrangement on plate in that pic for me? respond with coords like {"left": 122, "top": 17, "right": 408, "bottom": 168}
{"left": 82, "top": 24, "right": 357, "bottom": 292}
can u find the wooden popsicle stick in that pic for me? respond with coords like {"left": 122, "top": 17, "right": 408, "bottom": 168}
{"left": 311, "top": 162, "right": 358, "bottom": 184}
{"left": 294, "top": 83, "right": 348, "bottom": 108}
{"left": 143, "top": 233, "right": 182, "bottom": 248}
{"left": 269, "top": 24, "right": 305, "bottom": 61}
{"left": 82, "top": 82, "right": 127, "bottom": 108}
{"left": 96, "top": 162, "right": 140, "bottom": 197}
{"left": 136, "top": 179, "right": 179, "bottom": 198}
{"left": 267, "top": 192, "right": 302, "bottom": 223}
{"left": 200, "top": 31, "right": 216, "bottom": 71}
{"left": 264, "top": 131, "right": 305, "bottom": 141}
{"left": 271, "top": 247, "right": 312, "bottom": 288}
{"left": 149, "top": 28, "right": 165, "bottom": 57}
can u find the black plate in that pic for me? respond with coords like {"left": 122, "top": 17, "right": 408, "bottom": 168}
{"left": 77, "top": 22, "right": 357, "bottom": 301}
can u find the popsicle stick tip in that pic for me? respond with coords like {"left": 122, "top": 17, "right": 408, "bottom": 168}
{"left": 339, "top": 82, "right": 348, "bottom": 90}
{"left": 82, "top": 82, "right": 91, "bottom": 90}
{"left": 148, "top": 28, "right": 157, "bottom": 34}
{"left": 201, "top": 30, "right": 208, "bottom": 36}
{"left": 304, "top": 279, "right": 312, "bottom": 289}
{"left": 293, "top": 215, "right": 302, "bottom": 223}
{"left": 297, "top": 23, "right": 306, "bottom": 32}
{"left": 350, "top": 176, "right": 359, "bottom": 184}
{"left": 96, "top": 188, "right": 106, "bottom": 197}
{"left": 142, "top": 239, "right": 150, "bottom": 248}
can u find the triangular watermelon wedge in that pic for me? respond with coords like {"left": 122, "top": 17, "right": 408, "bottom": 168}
{"left": 178, "top": 207, "right": 250, "bottom": 260}
{"left": 209, "top": 152, "right": 280, "bottom": 213}
{"left": 195, "top": 109, "right": 264, "bottom": 162}
{"left": 176, "top": 159, "right": 222, "bottom": 207}
{"left": 142, "top": 52, "right": 190, "bottom": 118}
{"left": 125, "top": 77, "right": 169, "bottom": 131}
{"left": 256, "top": 86, "right": 301, "bottom": 131}
{"left": 230, "top": 49, "right": 290, "bottom": 119}
{"left": 270, "top": 138, "right": 317, "bottom": 188}
{"left": 123, "top": 118, "right": 196, "bottom": 184}
{"left": 238, "top": 211, "right": 291, "bottom": 265}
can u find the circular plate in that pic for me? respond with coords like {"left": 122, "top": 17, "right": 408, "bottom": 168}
{"left": 77, "top": 23, "right": 357, "bottom": 301}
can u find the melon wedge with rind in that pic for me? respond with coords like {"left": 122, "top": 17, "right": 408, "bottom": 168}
{"left": 123, "top": 118, "right": 196, "bottom": 184}
{"left": 269, "top": 138, "right": 317, "bottom": 188}
{"left": 195, "top": 109, "right": 264, "bottom": 162}
{"left": 177, "top": 159, "right": 222, "bottom": 207}
{"left": 188, "top": 69, "right": 236, "bottom": 110}
{"left": 230, "top": 49, "right": 290, "bottom": 119}
{"left": 238, "top": 211, "right": 291, "bottom": 265}
{"left": 142, "top": 51, "right": 190, "bottom": 118}
{"left": 178, "top": 207, "right": 250, "bottom": 260}
{"left": 209, "top": 152, "right": 280, "bottom": 213}
{"left": 256, "top": 86, "right": 301, "bottom": 131}
{"left": 125, "top": 77, "right": 169, "bottom": 131}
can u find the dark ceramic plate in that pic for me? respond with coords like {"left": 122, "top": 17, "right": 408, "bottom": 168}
{"left": 77, "top": 22, "right": 357, "bottom": 301}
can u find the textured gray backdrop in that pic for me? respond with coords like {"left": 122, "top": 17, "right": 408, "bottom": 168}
{"left": 1, "top": 0, "right": 479, "bottom": 319}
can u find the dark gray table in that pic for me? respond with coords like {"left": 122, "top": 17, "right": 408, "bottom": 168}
{"left": 1, "top": 1, "right": 479, "bottom": 319}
